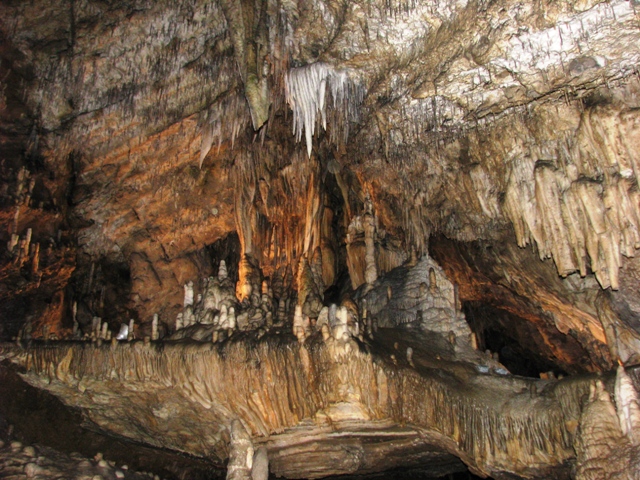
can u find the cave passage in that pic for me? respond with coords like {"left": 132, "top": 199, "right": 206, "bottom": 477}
{"left": 463, "top": 302, "right": 568, "bottom": 378}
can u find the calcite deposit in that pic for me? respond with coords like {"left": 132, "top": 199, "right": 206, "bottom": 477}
{"left": 2, "top": 0, "right": 640, "bottom": 478}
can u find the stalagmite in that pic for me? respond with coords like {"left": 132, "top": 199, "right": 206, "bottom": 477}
{"left": 30, "top": 243, "right": 39, "bottom": 274}
{"left": 321, "top": 323, "right": 331, "bottom": 341}
{"left": 226, "top": 420, "right": 253, "bottom": 480}
{"left": 184, "top": 281, "right": 194, "bottom": 308}
{"left": 229, "top": 307, "right": 236, "bottom": 330}
{"left": 316, "top": 306, "right": 329, "bottom": 330}
{"left": 574, "top": 378, "right": 633, "bottom": 480}
{"left": 251, "top": 447, "right": 268, "bottom": 480}
{"left": 184, "top": 306, "right": 195, "bottom": 327}
{"left": 116, "top": 324, "right": 128, "bottom": 341}
{"left": 100, "top": 322, "right": 108, "bottom": 341}
{"left": 614, "top": 365, "right": 640, "bottom": 444}
{"left": 16, "top": 238, "right": 26, "bottom": 265}
{"left": 471, "top": 332, "right": 478, "bottom": 350}
{"left": 219, "top": 260, "right": 228, "bottom": 281}
{"left": 277, "top": 299, "right": 286, "bottom": 325}
{"left": 333, "top": 306, "right": 350, "bottom": 342}
{"left": 24, "top": 228, "right": 32, "bottom": 257}
{"left": 127, "top": 320, "right": 135, "bottom": 341}
{"left": 91, "top": 317, "right": 101, "bottom": 339}
{"left": 151, "top": 314, "right": 159, "bottom": 341}
{"left": 219, "top": 305, "right": 229, "bottom": 329}
{"left": 406, "top": 347, "right": 414, "bottom": 367}
{"left": 429, "top": 268, "right": 437, "bottom": 293}
{"left": 364, "top": 195, "right": 377, "bottom": 286}
{"left": 6, "top": 233, "right": 18, "bottom": 254}
{"left": 292, "top": 305, "right": 306, "bottom": 343}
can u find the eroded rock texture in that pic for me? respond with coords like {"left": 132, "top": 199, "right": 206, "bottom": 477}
{"left": 2, "top": 0, "right": 640, "bottom": 478}
{"left": 0, "top": 334, "right": 585, "bottom": 478}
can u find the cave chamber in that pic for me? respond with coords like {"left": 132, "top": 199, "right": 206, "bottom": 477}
{"left": 1, "top": 0, "right": 640, "bottom": 479}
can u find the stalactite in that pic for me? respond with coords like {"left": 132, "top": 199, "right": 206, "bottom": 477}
{"left": 500, "top": 104, "right": 640, "bottom": 290}
{"left": 218, "top": 0, "right": 270, "bottom": 131}
{"left": 199, "top": 94, "right": 250, "bottom": 168}
{"left": 128, "top": 320, "right": 135, "bottom": 341}
{"left": 285, "top": 63, "right": 364, "bottom": 157}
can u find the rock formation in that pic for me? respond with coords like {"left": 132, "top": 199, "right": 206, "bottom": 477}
{"left": 1, "top": 0, "right": 640, "bottom": 478}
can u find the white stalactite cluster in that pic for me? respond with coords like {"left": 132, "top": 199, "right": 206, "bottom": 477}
{"left": 285, "top": 62, "right": 365, "bottom": 157}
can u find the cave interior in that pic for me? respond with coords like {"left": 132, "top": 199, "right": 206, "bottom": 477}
{"left": 1, "top": 0, "right": 640, "bottom": 479}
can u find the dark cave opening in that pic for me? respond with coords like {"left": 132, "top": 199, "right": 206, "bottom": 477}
{"left": 207, "top": 232, "right": 242, "bottom": 285}
{"left": 463, "top": 302, "right": 568, "bottom": 378}
{"left": 72, "top": 258, "right": 134, "bottom": 332}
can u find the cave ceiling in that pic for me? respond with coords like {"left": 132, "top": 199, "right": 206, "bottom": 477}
{"left": 1, "top": 0, "right": 640, "bottom": 479}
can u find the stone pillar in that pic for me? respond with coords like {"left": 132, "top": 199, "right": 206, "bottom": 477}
{"left": 227, "top": 420, "right": 253, "bottom": 480}
{"left": 363, "top": 195, "right": 377, "bottom": 285}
